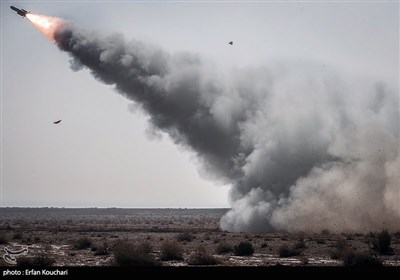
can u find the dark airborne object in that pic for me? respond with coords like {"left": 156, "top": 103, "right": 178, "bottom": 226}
{"left": 53, "top": 120, "right": 62, "bottom": 124}
{"left": 228, "top": 41, "right": 233, "bottom": 45}
{"left": 10, "top": 6, "right": 29, "bottom": 17}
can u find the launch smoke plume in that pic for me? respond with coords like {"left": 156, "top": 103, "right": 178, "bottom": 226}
{"left": 34, "top": 17, "right": 400, "bottom": 232}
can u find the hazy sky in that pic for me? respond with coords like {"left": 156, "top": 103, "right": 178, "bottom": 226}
{"left": 1, "top": 0, "right": 398, "bottom": 208}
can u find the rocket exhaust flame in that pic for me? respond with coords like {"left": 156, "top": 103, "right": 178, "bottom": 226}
{"left": 26, "top": 14, "right": 65, "bottom": 41}
{"left": 30, "top": 15, "right": 400, "bottom": 232}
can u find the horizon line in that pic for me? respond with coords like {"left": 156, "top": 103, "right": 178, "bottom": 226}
{"left": 0, "top": 206, "right": 230, "bottom": 209}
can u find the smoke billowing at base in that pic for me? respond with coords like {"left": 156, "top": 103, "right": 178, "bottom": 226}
{"left": 32, "top": 15, "right": 399, "bottom": 232}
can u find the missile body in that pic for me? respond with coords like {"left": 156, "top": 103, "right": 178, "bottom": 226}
{"left": 10, "top": 6, "right": 29, "bottom": 17}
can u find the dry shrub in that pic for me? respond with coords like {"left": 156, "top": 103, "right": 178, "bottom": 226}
{"left": 234, "top": 241, "right": 254, "bottom": 256}
{"left": 113, "top": 241, "right": 160, "bottom": 267}
{"left": 343, "top": 251, "right": 383, "bottom": 267}
{"left": 300, "top": 256, "right": 309, "bottom": 265}
{"left": 330, "top": 240, "right": 354, "bottom": 260}
{"left": 188, "top": 246, "right": 221, "bottom": 266}
{"left": 161, "top": 241, "right": 184, "bottom": 261}
{"left": 93, "top": 242, "right": 109, "bottom": 256}
{"left": 0, "top": 258, "right": 10, "bottom": 266}
{"left": 278, "top": 244, "right": 300, "bottom": 258}
{"left": 215, "top": 242, "right": 234, "bottom": 255}
{"left": 73, "top": 237, "right": 92, "bottom": 250}
{"left": 370, "top": 230, "right": 393, "bottom": 255}
{"left": 0, "top": 232, "right": 9, "bottom": 244}
{"left": 177, "top": 232, "right": 195, "bottom": 242}
{"left": 17, "top": 254, "right": 55, "bottom": 267}
{"left": 321, "top": 229, "right": 330, "bottom": 235}
{"left": 138, "top": 241, "right": 152, "bottom": 254}
{"left": 12, "top": 232, "right": 22, "bottom": 240}
{"left": 293, "top": 239, "right": 306, "bottom": 250}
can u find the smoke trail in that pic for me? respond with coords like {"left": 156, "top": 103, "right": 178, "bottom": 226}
{"left": 49, "top": 22, "right": 398, "bottom": 232}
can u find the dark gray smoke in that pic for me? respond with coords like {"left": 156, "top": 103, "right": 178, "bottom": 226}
{"left": 54, "top": 24, "right": 399, "bottom": 232}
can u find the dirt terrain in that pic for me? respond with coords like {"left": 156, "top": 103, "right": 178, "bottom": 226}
{"left": 1, "top": 208, "right": 399, "bottom": 267}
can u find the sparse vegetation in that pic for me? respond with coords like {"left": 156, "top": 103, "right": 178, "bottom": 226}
{"left": 0, "top": 258, "right": 10, "bottom": 266}
{"left": 161, "top": 241, "right": 184, "bottom": 261}
{"left": 177, "top": 232, "right": 195, "bottom": 242}
{"left": 138, "top": 241, "right": 152, "bottom": 254}
{"left": 370, "top": 230, "right": 393, "bottom": 255}
{"left": 300, "top": 256, "right": 309, "bottom": 265}
{"left": 321, "top": 229, "right": 330, "bottom": 235}
{"left": 24, "top": 236, "right": 32, "bottom": 244}
{"left": 343, "top": 251, "right": 383, "bottom": 267}
{"left": 278, "top": 244, "right": 300, "bottom": 258}
{"left": 0, "top": 232, "right": 9, "bottom": 244}
{"left": 17, "top": 254, "right": 55, "bottom": 267}
{"left": 234, "top": 241, "right": 254, "bottom": 256}
{"left": 93, "top": 242, "right": 109, "bottom": 256}
{"left": 12, "top": 232, "right": 22, "bottom": 240}
{"left": 188, "top": 246, "right": 221, "bottom": 265}
{"left": 1, "top": 208, "right": 399, "bottom": 267}
{"left": 330, "top": 240, "right": 354, "bottom": 260}
{"left": 293, "top": 239, "right": 306, "bottom": 250}
{"left": 113, "top": 241, "right": 160, "bottom": 267}
{"left": 73, "top": 237, "right": 92, "bottom": 250}
{"left": 215, "top": 242, "right": 234, "bottom": 254}
{"left": 43, "top": 244, "right": 52, "bottom": 252}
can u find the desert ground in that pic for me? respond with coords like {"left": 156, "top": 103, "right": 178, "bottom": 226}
{"left": 0, "top": 208, "right": 399, "bottom": 267}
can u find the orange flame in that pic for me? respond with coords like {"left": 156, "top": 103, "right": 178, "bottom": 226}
{"left": 26, "top": 14, "right": 64, "bottom": 41}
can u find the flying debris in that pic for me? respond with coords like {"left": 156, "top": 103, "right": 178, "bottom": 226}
{"left": 53, "top": 120, "right": 62, "bottom": 124}
{"left": 10, "top": 6, "right": 29, "bottom": 18}
{"left": 228, "top": 41, "right": 233, "bottom": 45}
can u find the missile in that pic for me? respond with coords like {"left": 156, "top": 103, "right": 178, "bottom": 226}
{"left": 10, "top": 6, "right": 29, "bottom": 18}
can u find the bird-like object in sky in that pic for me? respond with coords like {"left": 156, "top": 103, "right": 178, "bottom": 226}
{"left": 228, "top": 41, "right": 233, "bottom": 45}
{"left": 53, "top": 120, "right": 62, "bottom": 124}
